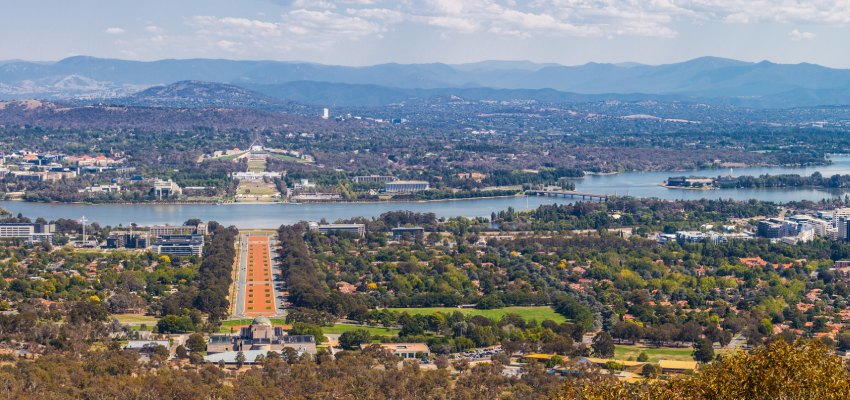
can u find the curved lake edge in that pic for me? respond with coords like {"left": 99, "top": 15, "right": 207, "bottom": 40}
{"left": 3, "top": 156, "right": 850, "bottom": 228}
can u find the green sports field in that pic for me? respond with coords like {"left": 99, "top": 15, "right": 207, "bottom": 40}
{"left": 615, "top": 345, "right": 695, "bottom": 362}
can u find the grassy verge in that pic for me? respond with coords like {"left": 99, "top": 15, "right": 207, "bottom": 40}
{"left": 385, "top": 306, "right": 566, "bottom": 323}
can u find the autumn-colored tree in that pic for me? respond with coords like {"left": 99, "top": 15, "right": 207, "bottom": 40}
{"left": 560, "top": 339, "right": 850, "bottom": 400}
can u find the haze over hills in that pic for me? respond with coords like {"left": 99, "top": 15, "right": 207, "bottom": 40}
{"left": 2, "top": 55, "right": 850, "bottom": 108}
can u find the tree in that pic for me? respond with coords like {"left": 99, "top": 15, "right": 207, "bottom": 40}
{"left": 434, "top": 355, "right": 449, "bottom": 369}
{"left": 156, "top": 315, "right": 195, "bottom": 333}
{"left": 175, "top": 345, "right": 188, "bottom": 359}
{"left": 641, "top": 363, "right": 660, "bottom": 378}
{"left": 187, "top": 332, "right": 207, "bottom": 354}
{"left": 636, "top": 351, "right": 649, "bottom": 362}
{"left": 562, "top": 340, "right": 850, "bottom": 399}
{"left": 67, "top": 299, "right": 109, "bottom": 324}
{"left": 491, "top": 352, "right": 511, "bottom": 365}
{"left": 452, "top": 358, "right": 470, "bottom": 373}
{"left": 612, "top": 321, "right": 643, "bottom": 344}
{"left": 339, "top": 329, "right": 371, "bottom": 350}
{"left": 289, "top": 323, "right": 326, "bottom": 343}
{"left": 592, "top": 332, "right": 615, "bottom": 358}
{"left": 693, "top": 337, "right": 715, "bottom": 363}
{"left": 236, "top": 351, "right": 246, "bottom": 369}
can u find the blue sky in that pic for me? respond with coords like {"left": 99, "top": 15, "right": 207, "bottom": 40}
{"left": 3, "top": 0, "right": 850, "bottom": 67}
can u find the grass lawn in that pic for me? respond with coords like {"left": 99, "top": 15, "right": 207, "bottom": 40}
{"left": 129, "top": 325, "right": 155, "bottom": 331}
{"left": 270, "top": 153, "right": 311, "bottom": 163}
{"left": 237, "top": 181, "right": 279, "bottom": 196}
{"left": 615, "top": 344, "right": 695, "bottom": 362}
{"left": 323, "top": 324, "right": 400, "bottom": 337}
{"left": 385, "top": 306, "right": 566, "bottom": 323}
{"left": 112, "top": 314, "right": 159, "bottom": 325}
{"left": 209, "top": 152, "right": 248, "bottom": 162}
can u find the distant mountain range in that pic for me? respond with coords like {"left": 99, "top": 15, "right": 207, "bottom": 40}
{"left": 2, "top": 56, "right": 850, "bottom": 108}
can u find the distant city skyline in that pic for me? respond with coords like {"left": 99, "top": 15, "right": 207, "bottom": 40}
{"left": 3, "top": 0, "right": 850, "bottom": 68}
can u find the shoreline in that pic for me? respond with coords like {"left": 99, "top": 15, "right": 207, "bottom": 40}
{"left": 0, "top": 193, "right": 529, "bottom": 207}
{"left": 659, "top": 183, "right": 717, "bottom": 190}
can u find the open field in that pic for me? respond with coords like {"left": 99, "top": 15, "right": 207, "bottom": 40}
{"left": 112, "top": 314, "right": 159, "bottom": 325}
{"left": 236, "top": 181, "right": 278, "bottom": 196}
{"left": 270, "top": 153, "right": 308, "bottom": 163}
{"left": 386, "top": 306, "right": 566, "bottom": 323}
{"left": 614, "top": 345, "right": 695, "bottom": 362}
{"left": 210, "top": 152, "right": 248, "bottom": 162}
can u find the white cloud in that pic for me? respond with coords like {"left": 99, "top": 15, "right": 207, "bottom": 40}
{"left": 789, "top": 29, "right": 816, "bottom": 41}
{"left": 284, "top": 9, "right": 383, "bottom": 39}
{"left": 174, "top": 0, "right": 847, "bottom": 57}
{"left": 145, "top": 25, "right": 163, "bottom": 33}
{"left": 425, "top": 16, "right": 479, "bottom": 32}
{"left": 216, "top": 39, "right": 240, "bottom": 51}
{"left": 104, "top": 27, "right": 125, "bottom": 34}
{"left": 188, "top": 10, "right": 383, "bottom": 52}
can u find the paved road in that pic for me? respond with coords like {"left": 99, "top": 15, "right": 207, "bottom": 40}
{"left": 234, "top": 235, "right": 249, "bottom": 317}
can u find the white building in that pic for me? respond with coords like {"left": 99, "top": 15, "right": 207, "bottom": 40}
{"left": 0, "top": 223, "right": 55, "bottom": 243}
{"left": 79, "top": 184, "right": 122, "bottom": 193}
{"left": 231, "top": 171, "right": 282, "bottom": 181}
{"left": 292, "top": 179, "right": 316, "bottom": 191}
{"left": 384, "top": 180, "right": 430, "bottom": 193}
{"left": 308, "top": 222, "right": 365, "bottom": 237}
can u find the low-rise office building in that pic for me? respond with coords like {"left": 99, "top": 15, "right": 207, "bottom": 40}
{"left": 353, "top": 175, "right": 398, "bottom": 183}
{"left": 392, "top": 226, "right": 425, "bottom": 240}
{"left": 152, "top": 234, "right": 204, "bottom": 257}
{"left": 361, "top": 343, "right": 430, "bottom": 359}
{"left": 105, "top": 233, "right": 148, "bottom": 249}
{"left": 149, "top": 225, "right": 202, "bottom": 238}
{"left": 757, "top": 218, "right": 799, "bottom": 239}
{"left": 152, "top": 179, "right": 182, "bottom": 199}
{"left": 0, "top": 223, "right": 55, "bottom": 243}
{"left": 384, "top": 180, "right": 430, "bottom": 193}
{"left": 309, "top": 222, "right": 366, "bottom": 237}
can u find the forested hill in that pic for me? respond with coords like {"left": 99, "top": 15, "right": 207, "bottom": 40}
{"left": 119, "top": 80, "right": 310, "bottom": 113}
{"left": 0, "top": 100, "right": 358, "bottom": 131}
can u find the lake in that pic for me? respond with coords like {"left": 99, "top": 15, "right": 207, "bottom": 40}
{"left": 2, "top": 156, "right": 850, "bottom": 227}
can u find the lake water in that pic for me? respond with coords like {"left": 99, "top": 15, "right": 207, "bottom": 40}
{"left": 575, "top": 155, "right": 850, "bottom": 202}
{"left": 2, "top": 156, "right": 850, "bottom": 227}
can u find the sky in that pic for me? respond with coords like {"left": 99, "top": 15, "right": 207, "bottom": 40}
{"left": 2, "top": 0, "right": 850, "bottom": 67}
